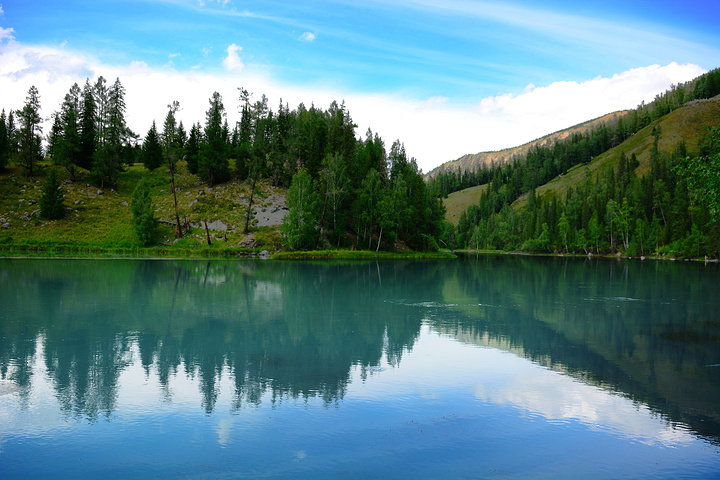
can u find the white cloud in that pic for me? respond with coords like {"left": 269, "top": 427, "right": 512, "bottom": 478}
{"left": 0, "top": 33, "right": 706, "bottom": 173}
{"left": 299, "top": 32, "right": 316, "bottom": 42}
{"left": 221, "top": 43, "right": 243, "bottom": 72}
{"left": 0, "top": 26, "right": 14, "bottom": 43}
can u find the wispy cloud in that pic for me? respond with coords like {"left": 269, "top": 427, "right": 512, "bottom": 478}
{"left": 221, "top": 43, "right": 243, "bottom": 71}
{"left": 0, "top": 26, "right": 14, "bottom": 43}
{"left": 299, "top": 32, "right": 316, "bottom": 42}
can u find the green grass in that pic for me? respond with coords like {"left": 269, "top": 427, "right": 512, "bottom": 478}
{"left": 0, "top": 161, "right": 286, "bottom": 256}
{"left": 443, "top": 184, "right": 488, "bottom": 225}
{"left": 513, "top": 97, "right": 720, "bottom": 209}
{"left": 271, "top": 249, "right": 457, "bottom": 260}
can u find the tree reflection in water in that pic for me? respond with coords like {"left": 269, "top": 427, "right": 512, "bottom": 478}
{"left": 0, "top": 256, "right": 718, "bottom": 442}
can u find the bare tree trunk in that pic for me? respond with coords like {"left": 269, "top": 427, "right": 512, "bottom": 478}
{"left": 315, "top": 192, "right": 328, "bottom": 250}
{"left": 170, "top": 164, "right": 183, "bottom": 238}
{"left": 244, "top": 170, "right": 257, "bottom": 234}
{"left": 204, "top": 219, "right": 212, "bottom": 246}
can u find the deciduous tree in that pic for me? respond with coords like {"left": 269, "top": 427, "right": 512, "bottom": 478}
{"left": 282, "top": 168, "right": 320, "bottom": 250}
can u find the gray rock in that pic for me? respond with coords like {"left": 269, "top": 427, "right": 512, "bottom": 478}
{"left": 75, "top": 200, "right": 81, "bottom": 205}
{"left": 121, "top": 201, "right": 129, "bottom": 206}
{"left": 188, "top": 199, "right": 198, "bottom": 208}
{"left": 206, "top": 219, "right": 227, "bottom": 231}
{"left": 28, "top": 199, "right": 37, "bottom": 205}
{"left": 97, "top": 190, "right": 103, "bottom": 195}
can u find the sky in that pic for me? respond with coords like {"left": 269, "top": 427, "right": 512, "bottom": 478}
{"left": 1, "top": 0, "right": 719, "bottom": 173}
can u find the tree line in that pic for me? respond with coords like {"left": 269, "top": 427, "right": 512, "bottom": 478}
{"left": 0, "top": 79, "right": 445, "bottom": 251}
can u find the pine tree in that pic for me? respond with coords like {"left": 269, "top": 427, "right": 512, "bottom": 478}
{"left": 185, "top": 122, "right": 201, "bottom": 174}
{"left": 79, "top": 80, "right": 97, "bottom": 170}
{"left": 93, "top": 77, "right": 131, "bottom": 189}
{"left": 0, "top": 109, "right": 8, "bottom": 171}
{"left": 50, "top": 83, "right": 82, "bottom": 181}
{"left": 39, "top": 170, "right": 66, "bottom": 220}
{"left": 199, "top": 92, "right": 230, "bottom": 186}
{"left": 162, "top": 101, "right": 183, "bottom": 238}
{"left": 142, "top": 121, "right": 162, "bottom": 170}
{"left": 16, "top": 85, "right": 43, "bottom": 176}
{"left": 131, "top": 179, "right": 158, "bottom": 246}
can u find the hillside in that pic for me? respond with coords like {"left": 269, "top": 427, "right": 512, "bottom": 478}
{"left": 514, "top": 96, "right": 720, "bottom": 209}
{"left": 442, "top": 96, "right": 720, "bottom": 223}
{"left": 444, "top": 184, "right": 488, "bottom": 225}
{"left": 0, "top": 162, "right": 287, "bottom": 255}
{"left": 428, "top": 111, "right": 628, "bottom": 178}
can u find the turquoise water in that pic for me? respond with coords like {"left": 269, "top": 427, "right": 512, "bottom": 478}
{"left": 0, "top": 256, "right": 719, "bottom": 479}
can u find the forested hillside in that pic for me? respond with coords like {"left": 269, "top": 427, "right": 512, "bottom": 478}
{"left": 435, "top": 68, "right": 720, "bottom": 258}
{"left": 427, "top": 111, "right": 628, "bottom": 179}
{"left": 0, "top": 79, "right": 445, "bottom": 253}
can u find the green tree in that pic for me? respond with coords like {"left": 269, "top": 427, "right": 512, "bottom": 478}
{"left": 0, "top": 109, "right": 8, "bottom": 170}
{"left": 319, "top": 153, "right": 348, "bottom": 247}
{"left": 131, "top": 179, "right": 158, "bottom": 247}
{"left": 355, "top": 168, "right": 382, "bottom": 249}
{"left": 50, "top": 83, "right": 82, "bottom": 181}
{"left": 142, "top": 121, "right": 163, "bottom": 170}
{"left": 199, "top": 92, "right": 230, "bottom": 186}
{"left": 588, "top": 213, "right": 602, "bottom": 253}
{"left": 78, "top": 79, "right": 97, "bottom": 170}
{"left": 282, "top": 168, "right": 320, "bottom": 250}
{"left": 557, "top": 212, "right": 570, "bottom": 253}
{"left": 93, "top": 78, "right": 131, "bottom": 189}
{"left": 39, "top": 169, "right": 66, "bottom": 220}
{"left": 16, "top": 85, "right": 43, "bottom": 176}
{"left": 185, "top": 122, "right": 201, "bottom": 174}
{"left": 675, "top": 126, "right": 720, "bottom": 224}
{"left": 163, "top": 101, "right": 184, "bottom": 238}
{"left": 382, "top": 175, "right": 409, "bottom": 250}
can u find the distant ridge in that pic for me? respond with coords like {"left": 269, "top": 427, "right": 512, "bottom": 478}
{"left": 426, "top": 111, "right": 629, "bottom": 178}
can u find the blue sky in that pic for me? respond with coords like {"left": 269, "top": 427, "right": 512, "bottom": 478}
{"left": 1, "top": 0, "right": 719, "bottom": 171}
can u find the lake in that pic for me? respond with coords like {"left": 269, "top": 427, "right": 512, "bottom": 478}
{"left": 1, "top": 255, "right": 719, "bottom": 479}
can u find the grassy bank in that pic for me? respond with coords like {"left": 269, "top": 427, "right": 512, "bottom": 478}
{"left": 272, "top": 249, "right": 456, "bottom": 260}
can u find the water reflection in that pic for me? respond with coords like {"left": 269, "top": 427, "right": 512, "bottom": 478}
{"left": 433, "top": 254, "right": 720, "bottom": 443}
{"left": 0, "top": 256, "right": 719, "bottom": 445}
{"left": 0, "top": 259, "right": 437, "bottom": 417}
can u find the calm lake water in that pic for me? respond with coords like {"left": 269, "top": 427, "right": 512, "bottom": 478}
{"left": 1, "top": 255, "right": 719, "bottom": 479}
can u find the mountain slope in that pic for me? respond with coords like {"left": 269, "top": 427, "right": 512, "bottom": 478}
{"left": 428, "top": 111, "right": 628, "bottom": 178}
{"left": 514, "top": 96, "right": 720, "bottom": 209}
{"left": 441, "top": 96, "right": 720, "bottom": 223}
